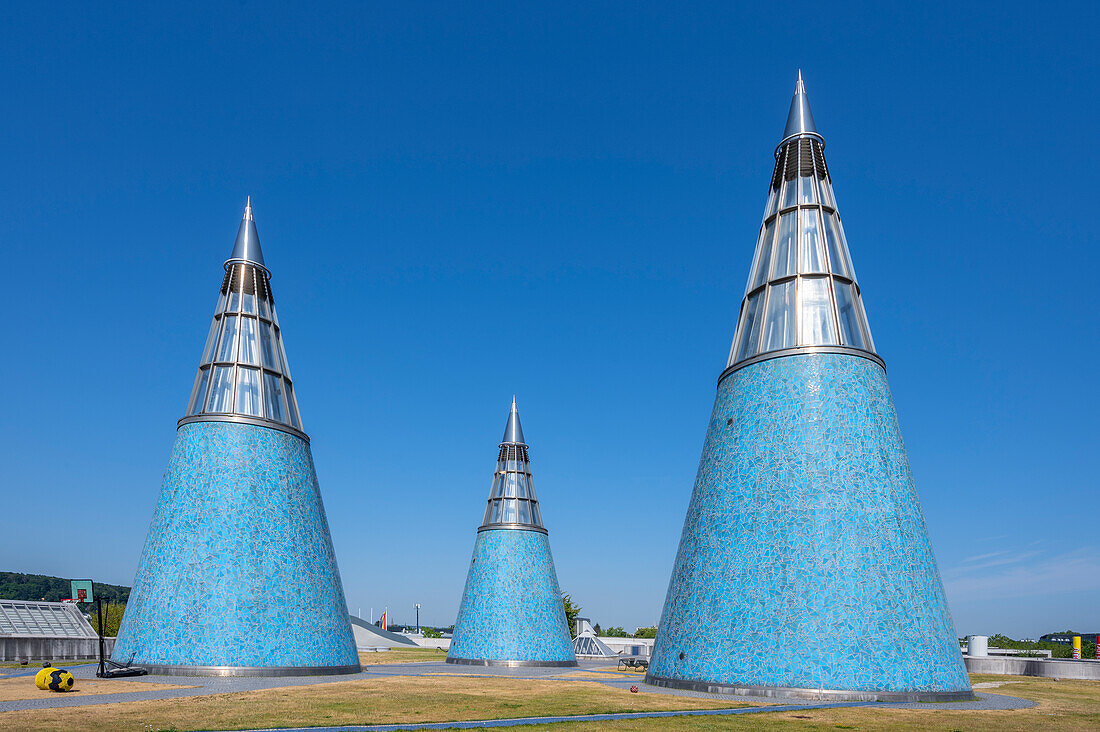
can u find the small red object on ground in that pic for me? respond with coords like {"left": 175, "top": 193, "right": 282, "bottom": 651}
{"left": 630, "top": 685, "right": 639, "bottom": 693}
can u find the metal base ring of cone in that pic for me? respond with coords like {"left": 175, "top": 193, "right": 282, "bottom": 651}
{"left": 446, "top": 657, "right": 578, "bottom": 668}
{"left": 645, "top": 674, "right": 975, "bottom": 703}
{"left": 135, "top": 663, "right": 362, "bottom": 678}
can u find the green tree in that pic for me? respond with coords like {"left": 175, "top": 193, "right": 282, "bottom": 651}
{"left": 633, "top": 627, "right": 657, "bottom": 638}
{"left": 422, "top": 627, "right": 443, "bottom": 639}
{"left": 592, "top": 623, "right": 602, "bottom": 636}
{"left": 89, "top": 602, "right": 126, "bottom": 637}
{"left": 561, "top": 593, "right": 581, "bottom": 639}
{"left": 603, "top": 626, "right": 628, "bottom": 637}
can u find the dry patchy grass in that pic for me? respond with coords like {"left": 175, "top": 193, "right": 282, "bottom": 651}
{"left": 514, "top": 674, "right": 1100, "bottom": 731}
{"left": 2, "top": 672, "right": 1096, "bottom": 732}
{"left": 0, "top": 673, "right": 739, "bottom": 731}
{"left": 0, "top": 675, "right": 193, "bottom": 702}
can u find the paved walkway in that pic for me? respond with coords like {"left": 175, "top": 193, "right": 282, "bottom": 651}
{"left": 0, "top": 659, "right": 1036, "bottom": 720}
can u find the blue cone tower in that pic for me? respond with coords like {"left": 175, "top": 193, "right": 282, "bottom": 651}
{"left": 647, "top": 75, "right": 971, "bottom": 701}
{"left": 112, "top": 200, "right": 360, "bottom": 676}
{"left": 447, "top": 398, "right": 577, "bottom": 667}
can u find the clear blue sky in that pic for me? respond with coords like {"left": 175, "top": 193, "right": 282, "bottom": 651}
{"left": 1, "top": 2, "right": 1096, "bottom": 639}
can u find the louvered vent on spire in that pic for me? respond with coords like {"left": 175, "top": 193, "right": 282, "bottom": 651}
{"left": 480, "top": 398, "right": 546, "bottom": 532}
{"left": 728, "top": 73, "right": 876, "bottom": 371}
{"left": 181, "top": 199, "right": 304, "bottom": 435}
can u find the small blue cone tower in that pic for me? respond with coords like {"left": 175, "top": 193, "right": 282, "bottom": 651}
{"left": 112, "top": 199, "right": 360, "bottom": 676}
{"left": 647, "top": 75, "right": 971, "bottom": 701}
{"left": 447, "top": 398, "right": 577, "bottom": 667}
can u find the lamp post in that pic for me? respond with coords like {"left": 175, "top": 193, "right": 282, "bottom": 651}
{"left": 415, "top": 604, "right": 421, "bottom": 634}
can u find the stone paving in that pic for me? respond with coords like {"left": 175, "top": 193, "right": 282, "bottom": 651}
{"left": 0, "top": 659, "right": 1036, "bottom": 720}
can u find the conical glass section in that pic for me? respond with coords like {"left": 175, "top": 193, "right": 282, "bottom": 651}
{"left": 729, "top": 80, "right": 875, "bottom": 370}
{"left": 480, "top": 399, "right": 545, "bottom": 532}
{"left": 182, "top": 202, "right": 303, "bottom": 433}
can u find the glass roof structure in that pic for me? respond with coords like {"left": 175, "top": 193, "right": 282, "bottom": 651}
{"left": 479, "top": 397, "right": 546, "bottom": 533}
{"left": 179, "top": 199, "right": 305, "bottom": 437}
{"left": 0, "top": 600, "right": 96, "bottom": 638}
{"left": 727, "top": 72, "right": 878, "bottom": 373}
{"left": 574, "top": 633, "right": 618, "bottom": 658}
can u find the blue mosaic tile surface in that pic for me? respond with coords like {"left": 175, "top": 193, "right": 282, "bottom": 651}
{"left": 112, "top": 421, "right": 359, "bottom": 669}
{"left": 650, "top": 353, "right": 969, "bottom": 694}
{"left": 448, "top": 528, "right": 576, "bottom": 663}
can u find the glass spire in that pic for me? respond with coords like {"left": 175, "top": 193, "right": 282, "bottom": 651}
{"left": 480, "top": 397, "right": 546, "bottom": 533}
{"left": 181, "top": 199, "right": 304, "bottom": 435}
{"left": 728, "top": 73, "right": 876, "bottom": 371}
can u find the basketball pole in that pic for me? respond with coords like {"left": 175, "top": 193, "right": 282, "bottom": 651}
{"left": 96, "top": 597, "right": 106, "bottom": 678}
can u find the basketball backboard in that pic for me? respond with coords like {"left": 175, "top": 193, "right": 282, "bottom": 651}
{"left": 70, "top": 579, "right": 94, "bottom": 604}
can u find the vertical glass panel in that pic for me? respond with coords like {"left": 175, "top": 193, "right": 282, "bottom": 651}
{"left": 820, "top": 177, "right": 836, "bottom": 208}
{"left": 761, "top": 281, "right": 797, "bottom": 350}
{"left": 823, "top": 213, "right": 851, "bottom": 278}
{"left": 781, "top": 177, "right": 797, "bottom": 208}
{"left": 734, "top": 291, "right": 765, "bottom": 362}
{"left": 800, "top": 209, "right": 826, "bottom": 273}
{"left": 216, "top": 316, "right": 239, "bottom": 362}
{"left": 800, "top": 277, "right": 837, "bottom": 345}
{"left": 799, "top": 174, "right": 818, "bottom": 204}
{"left": 259, "top": 322, "right": 278, "bottom": 371}
{"left": 277, "top": 332, "right": 292, "bottom": 379}
{"left": 200, "top": 319, "right": 220, "bottom": 364}
{"left": 263, "top": 372, "right": 285, "bottom": 423}
{"left": 241, "top": 271, "right": 256, "bottom": 314}
{"left": 772, "top": 213, "right": 798, "bottom": 278}
{"left": 503, "top": 499, "right": 517, "bottom": 523}
{"left": 764, "top": 185, "right": 778, "bottom": 219}
{"left": 834, "top": 282, "right": 867, "bottom": 349}
{"left": 285, "top": 382, "right": 301, "bottom": 428}
{"left": 189, "top": 368, "right": 211, "bottom": 415}
{"left": 206, "top": 365, "right": 234, "bottom": 412}
{"left": 227, "top": 287, "right": 241, "bottom": 313}
{"left": 258, "top": 294, "right": 271, "bottom": 320}
{"left": 235, "top": 367, "right": 262, "bottom": 416}
{"left": 215, "top": 289, "right": 227, "bottom": 315}
{"left": 239, "top": 317, "right": 259, "bottom": 365}
{"left": 749, "top": 219, "right": 776, "bottom": 291}
{"left": 532, "top": 503, "right": 543, "bottom": 526}
{"left": 856, "top": 295, "right": 875, "bottom": 352}
{"left": 833, "top": 217, "right": 856, "bottom": 280}
{"left": 517, "top": 501, "right": 531, "bottom": 525}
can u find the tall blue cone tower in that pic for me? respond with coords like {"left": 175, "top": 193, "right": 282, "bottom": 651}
{"left": 646, "top": 75, "right": 971, "bottom": 702}
{"left": 112, "top": 199, "right": 360, "bottom": 676}
{"left": 447, "top": 398, "right": 577, "bottom": 667}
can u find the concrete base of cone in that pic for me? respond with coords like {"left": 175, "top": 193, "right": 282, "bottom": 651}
{"left": 113, "top": 421, "right": 359, "bottom": 672}
{"left": 649, "top": 354, "right": 970, "bottom": 697}
{"left": 448, "top": 528, "right": 576, "bottom": 666}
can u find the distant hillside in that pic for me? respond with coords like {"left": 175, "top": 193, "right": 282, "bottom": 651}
{"left": 0, "top": 572, "right": 130, "bottom": 604}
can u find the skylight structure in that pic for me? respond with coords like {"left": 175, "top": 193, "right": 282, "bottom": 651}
{"left": 730, "top": 72, "right": 875, "bottom": 371}
{"left": 647, "top": 75, "right": 971, "bottom": 702}
{"left": 113, "top": 200, "right": 359, "bottom": 677}
{"left": 448, "top": 398, "right": 576, "bottom": 667}
{"left": 182, "top": 198, "right": 302, "bottom": 434}
{"left": 479, "top": 397, "right": 545, "bottom": 531}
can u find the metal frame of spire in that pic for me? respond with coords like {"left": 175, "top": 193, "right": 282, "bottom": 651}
{"left": 178, "top": 199, "right": 306, "bottom": 440}
{"left": 479, "top": 398, "right": 547, "bottom": 534}
{"left": 225, "top": 196, "right": 269, "bottom": 274}
{"left": 722, "top": 73, "right": 881, "bottom": 382}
